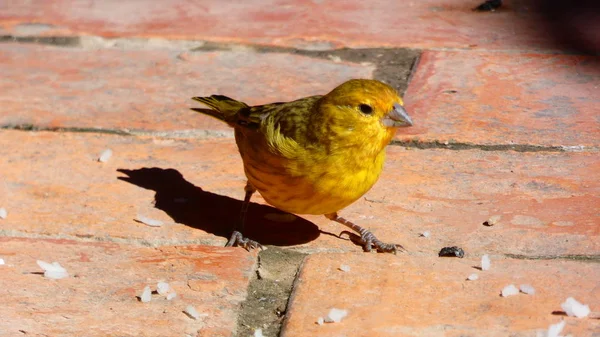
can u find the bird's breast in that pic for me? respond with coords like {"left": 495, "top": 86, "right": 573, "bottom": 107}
{"left": 238, "top": 133, "right": 386, "bottom": 215}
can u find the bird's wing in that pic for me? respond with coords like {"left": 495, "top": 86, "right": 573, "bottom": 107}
{"left": 241, "top": 95, "right": 322, "bottom": 158}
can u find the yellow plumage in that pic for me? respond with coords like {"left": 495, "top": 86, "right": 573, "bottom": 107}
{"left": 192, "top": 79, "right": 412, "bottom": 253}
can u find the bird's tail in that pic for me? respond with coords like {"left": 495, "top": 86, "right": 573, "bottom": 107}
{"left": 191, "top": 95, "right": 249, "bottom": 126}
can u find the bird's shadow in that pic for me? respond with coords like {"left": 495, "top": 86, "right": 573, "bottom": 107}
{"left": 117, "top": 167, "right": 320, "bottom": 246}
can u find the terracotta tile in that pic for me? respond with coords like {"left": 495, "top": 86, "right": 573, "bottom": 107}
{"left": 0, "top": 43, "right": 373, "bottom": 131}
{"left": 0, "top": 130, "right": 320, "bottom": 247}
{"left": 0, "top": 0, "right": 559, "bottom": 50}
{"left": 0, "top": 237, "right": 256, "bottom": 337}
{"left": 0, "top": 130, "right": 597, "bottom": 256}
{"left": 310, "top": 145, "right": 600, "bottom": 256}
{"left": 401, "top": 50, "right": 600, "bottom": 147}
{"left": 281, "top": 253, "right": 600, "bottom": 336}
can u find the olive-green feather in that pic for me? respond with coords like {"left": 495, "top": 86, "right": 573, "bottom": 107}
{"left": 191, "top": 95, "right": 249, "bottom": 126}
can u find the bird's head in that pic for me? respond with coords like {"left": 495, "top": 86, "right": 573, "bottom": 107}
{"left": 310, "top": 79, "right": 412, "bottom": 153}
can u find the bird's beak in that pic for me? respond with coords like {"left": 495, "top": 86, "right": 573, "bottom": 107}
{"left": 383, "top": 102, "right": 413, "bottom": 128}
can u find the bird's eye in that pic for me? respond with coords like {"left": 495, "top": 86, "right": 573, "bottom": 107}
{"left": 359, "top": 104, "right": 373, "bottom": 114}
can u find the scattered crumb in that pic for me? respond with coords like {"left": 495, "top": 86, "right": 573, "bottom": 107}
{"left": 420, "top": 231, "right": 431, "bottom": 238}
{"left": 546, "top": 320, "right": 565, "bottom": 337}
{"left": 561, "top": 297, "right": 590, "bottom": 318}
{"left": 166, "top": 292, "right": 177, "bottom": 300}
{"left": 157, "top": 281, "right": 170, "bottom": 295}
{"left": 140, "top": 286, "right": 152, "bottom": 303}
{"left": 254, "top": 328, "right": 264, "bottom": 337}
{"left": 467, "top": 273, "right": 479, "bottom": 281}
{"left": 519, "top": 284, "right": 535, "bottom": 295}
{"left": 438, "top": 246, "right": 465, "bottom": 258}
{"left": 316, "top": 317, "right": 324, "bottom": 325}
{"left": 135, "top": 215, "right": 163, "bottom": 227}
{"left": 0, "top": 208, "right": 7, "bottom": 219}
{"left": 501, "top": 284, "right": 519, "bottom": 297}
{"left": 339, "top": 264, "right": 351, "bottom": 272}
{"left": 0, "top": 258, "right": 5, "bottom": 265}
{"left": 327, "top": 55, "right": 342, "bottom": 63}
{"left": 36, "top": 260, "right": 68, "bottom": 279}
{"left": 324, "top": 308, "right": 348, "bottom": 323}
{"left": 481, "top": 254, "right": 491, "bottom": 271}
{"left": 98, "top": 149, "right": 113, "bottom": 163}
{"left": 184, "top": 305, "right": 207, "bottom": 320}
{"left": 483, "top": 215, "right": 501, "bottom": 226}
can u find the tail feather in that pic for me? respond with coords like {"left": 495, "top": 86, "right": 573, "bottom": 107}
{"left": 191, "top": 95, "right": 249, "bottom": 125}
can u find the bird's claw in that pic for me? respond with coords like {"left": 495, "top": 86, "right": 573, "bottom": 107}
{"left": 339, "top": 230, "right": 404, "bottom": 254}
{"left": 225, "top": 231, "right": 264, "bottom": 251}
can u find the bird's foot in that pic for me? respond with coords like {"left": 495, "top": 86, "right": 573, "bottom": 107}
{"left": 225, "top": 231, "right": 264, "bottom": 251}
{"left": 339, "top": 229, "right": 404, "bottom": 254}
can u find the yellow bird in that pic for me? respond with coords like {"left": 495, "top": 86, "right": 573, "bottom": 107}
{"left": 192, "top": 79, "right": 412, "bottom": 253}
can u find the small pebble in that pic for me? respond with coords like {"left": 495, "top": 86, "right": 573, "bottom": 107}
{"left": 467, "top": 273, "right": 479, "bottom": 281}
{"left": 501, "top": 284, "right": 519, "bottom": 297}
{"left": 166, "top": 291, "right": 177, "bottom": 300}
{"left": 140, "top": 286, "right": 152, "bottom": 303}
{"left": 438, "top": 246, "right": 465, "bottom": 258}
{"left": 420, "top": 231, "right": 431, "bottom": 238}
{"left": 316, "top": 317, "right": 324, "bottom": 325}
{"left": 339, "top": 264, "right": 351, "bottom": 272}
{"left": 98, "top": 149, "right": 113, "bottom": 163}
{"left": 135, "top": 215, "right": 163, "bottom": 227}
{"left": 519, "top": 284, "right": 535, "bottom": 295}
{"left": 481, "top": 254, "right": 491, "bottom": 271}
{"left": 0, "top": 258, "right": 4, "bottom": 265}
{"left": 254, "top": 328, "right": 264, "bottom": 337}
{"left": 0, "top": 208, "right": 7, "bottom": 219}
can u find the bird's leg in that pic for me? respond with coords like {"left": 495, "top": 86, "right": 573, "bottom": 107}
{"left": 325, "top": 212, "right": 404, "bottom": 254}
{"left": 226, "top": 182, "right": 263, "bottom": 250}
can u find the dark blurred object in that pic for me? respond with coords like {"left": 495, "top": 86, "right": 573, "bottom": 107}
{"left": 473, "top": 0, "right": 503, "bottom": 12}
{"left": 538, "top": 0, "right": 600, "bottom": 55}
{"left": 438, "top": 246, "right": 465, "bottom": 258}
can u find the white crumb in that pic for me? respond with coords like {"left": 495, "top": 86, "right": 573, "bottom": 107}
{"left": 481, "top": 254, "right": 491, "bottom": 271}
{"left": 316, "top": 317, "right": 324, "bottom": 325}
{"left": 339, "top": 264, "right": 351, "bottom": 272}
{"left": 519, "top": 284, "right": 535, "bottom": 295}
{"left": 467, "top": 273, "right": 479, "bottom": 281}
{"left": 0, "top": 258, "right": 4, "bottom": 265}
{"left": 327, "top": 55, "right": 342, "bottom": 63}
{"left": 166, "top": 291, "right": 177, "bottom": 300}
{"left": 254, "top": 328, "right": 264, "bottom": 337}
{"left": 184, "top": 305, "right": 207, "bottom": 320}
{"left": 157, "top": 281, "right": 170, "bottom": 295}
{"left": 561, "top": 297, "right": 590, "bottom": 318}
{"left": 140, "top": 286, "right": 152, "bottom": 303}
{"left": 324, "top": 308, "right": 348, "bottom": 323}
{"left": 546, "top": 320, "right": 565, "bottom": 337}
{"left": 135, "top": 215, "right": 163, "bottom": 227}
{"left": 484, "top": 215, "right": 501, "bottom": 226}
{"left": 420, "top": 231, "right": 431, "bottom": 238}
{"left": 36, "top": 260, "right": 68, "bottom": 279}
{"left": 0, "top": 208, "right": 7, "bottom": 219}
{"left": 98, "top": 149, "right": 113, "bottom": 163}
{"left": 501, "top": 284, "right": 519, "bottom": 297}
